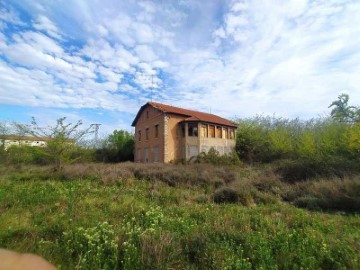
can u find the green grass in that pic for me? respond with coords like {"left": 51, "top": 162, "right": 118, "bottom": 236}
{"left": 0, "top": 164, "right": 359, "bottom": 269}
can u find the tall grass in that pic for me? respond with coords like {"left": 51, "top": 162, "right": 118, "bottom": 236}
{"left": 0, "top": 164, "right": 359, "bottom": 269}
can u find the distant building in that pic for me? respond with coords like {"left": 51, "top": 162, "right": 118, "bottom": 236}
{"left": 131, "top": 101, "right": 237, "bottom": 163}
{"left": 0, "top": 135, "right": 48, "bottom": 150}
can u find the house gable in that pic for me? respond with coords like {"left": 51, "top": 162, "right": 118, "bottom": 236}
{"left": 132, "top": 101, "right": 238, "bottom": 128}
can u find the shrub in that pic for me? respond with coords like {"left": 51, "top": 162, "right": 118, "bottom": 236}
{"left": 235, "top": 116, "right": 360, "bottom": 179}
{"left": 284, "top": 177, "right": 360, "bottom": 212}
{"left": 194, "top": 147, "right": 242, "bottom": 166}
{"left": 276, "top": 156, "right": 360, "bottom": 182}
{"left": 6, "top": 145, "right": 50, "bottom": 166}
{"left": 213, "top": 187, "right": 239, "bottom": 204}
{"left": 63, "top": 222, "right": 119, "bottom": 269}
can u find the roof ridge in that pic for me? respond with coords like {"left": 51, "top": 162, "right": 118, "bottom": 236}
{"left": 132, "top": 101, "right": 237, "bottom": 127}
{"left": 149, "top": 101, "right": 218, "bottom": 116}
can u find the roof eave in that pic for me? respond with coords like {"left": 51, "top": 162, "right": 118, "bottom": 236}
{"left": 180, "top": 119, "right": 238, "bottom": 128}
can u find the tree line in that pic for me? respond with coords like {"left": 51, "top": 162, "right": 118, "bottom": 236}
{"left": 1, "top": 93, "right": 359, "bottom": 179}
{"left": 0, "top": 118, "right": 134, "bottom": 169}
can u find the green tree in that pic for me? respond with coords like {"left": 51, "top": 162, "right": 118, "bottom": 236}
{"left": 96, "top": 130, "right": 134, "bottom": 162}
{"left": 29, "top": 117, "right": 93, "bottom": 170}
{"left": 328, "top": 93, "right": 360, "bottom": 123}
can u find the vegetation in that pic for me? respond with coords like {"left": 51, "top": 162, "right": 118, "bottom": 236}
{"left": 0, "top": 119, "right": 135, "bottom": 167}
{"left": 328, "top": 93, "right": 360, "bottom": 123}
{"left": 0, "top": 163, "right": 359, "bottom": 269}
{"left": 235, "top": 116, "right": 360, "bottom": 180}
{"left": 0, "top": 94, "right": 359, "bottom": 269}
{"left": 95, "top": 130, "right": 135, "bottom": 162}
{"left": 192, "top": 147, "right": 242, "bottom": 166}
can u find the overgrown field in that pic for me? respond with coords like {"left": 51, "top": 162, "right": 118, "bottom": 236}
{"left": 0, "top": 163, "right": 359, "bottom": 269}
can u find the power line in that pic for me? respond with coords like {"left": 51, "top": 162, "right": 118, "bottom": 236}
{"left": 90, "top": 124, "right": 101, "bottom": 142}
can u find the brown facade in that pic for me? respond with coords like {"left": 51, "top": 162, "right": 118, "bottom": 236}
{"left": 132, "top": 102, "right": 237, "bottom": 163}
{"left": 134, "top": 105, "right": 165, "bottom": 163}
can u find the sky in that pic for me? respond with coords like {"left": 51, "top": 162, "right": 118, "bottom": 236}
{"left": 0, "top": 0, "right": 360, "bottom": 135}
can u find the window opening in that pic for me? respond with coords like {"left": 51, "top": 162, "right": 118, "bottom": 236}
{"left": 209, "top": 125, "right": 215, "bottom": 138}
{"left": 155, "top": 124, "right": 159, "bottom": 138}
{"left": 146, "top": 128, "right": 149, "bottom": 140}
{"left": 216, "top": 126, "right": 222, "bottom": 138}
{"left": 201, "top": 124, "right": 208, "bottom": 137}
{"left": 188, "top": 123, "right": 198, "bottom": 137}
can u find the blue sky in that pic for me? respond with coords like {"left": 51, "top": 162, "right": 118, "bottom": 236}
{"left": 1, "top": 0, "right": 360, "bottom": 135}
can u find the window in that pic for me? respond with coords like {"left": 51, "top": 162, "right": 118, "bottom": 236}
{"left": 146, "top": 110, "right": 149, "bottom": 119}
{"left": 138, "top": 130, "right": 141, "bottom": 141}
{"left": 155, "top": 124, "right": 159, "bottom": 138}
{"left": 144, "top": 148, "right": 149, "bottom": 163}
{"left": 201, "top": 124, "right": 208, "bottom": 137}
{"left": 209, "top": 125, "right": 215, "bottom": 138}
{"left": 229, "top": 129, "right": 235, "bottom": 139}
{"left": 224, "top": 128, "right": 229, "bottom": 139}
{"left": 188, "top": 123, "right": 198, "bottom": 137}
{"left": 216, "top": 126, "right": 222, "bottom": 138}
{"left": 137, "top": 148, "right": 141, "bottom": 162}
{"left": 146, "top": 128, "right": 149, "bottom": 140}
{"left": 153, "top": 146, "right": 159, "bottom": 162}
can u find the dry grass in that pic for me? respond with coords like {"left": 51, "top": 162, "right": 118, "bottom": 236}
{"left": 61, "top": 162, "right": 239, "bottom": 188}
{"left": 284, "top": 176, "right": 360, "bottom": 212}
{"left": 4, "top": 162, "right": 360, "bottom": 212}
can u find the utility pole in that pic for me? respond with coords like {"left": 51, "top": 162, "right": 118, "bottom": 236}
{"left": 90, "top": 124, "right": 101, "bottom": 144}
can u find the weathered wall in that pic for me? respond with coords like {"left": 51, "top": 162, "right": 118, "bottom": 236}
{"left": 165, "top": 114, "right": 187, "bottom": 162}
{"left": 199, "top": 137, "right": 236, "bottom": 155}
{"left": 134, "top": 105, "right": 165, "bottom": 163}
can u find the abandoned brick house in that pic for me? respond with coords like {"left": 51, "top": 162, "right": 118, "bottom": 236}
{"left": 131, "top": 101, "right": 237, "bottom": 163}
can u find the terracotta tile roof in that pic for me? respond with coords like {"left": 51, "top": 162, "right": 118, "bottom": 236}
{"left": 131, "top": 101, "right": 237, "bottom": 127}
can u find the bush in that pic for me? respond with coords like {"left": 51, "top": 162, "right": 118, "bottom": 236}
{"left": 193, "top": 147, "right": 242, "bottom": 166}
{"left": 276, "top": 157, "right": 360, "bottom": 182}
{"left": 6, "top": 145, "right": 50, "bottom": 166}
{"left": 213, "top": 187, "right": 239, "bottom": 204}
{"left": 236, "top": 116, "right": 360, "bottom": 180}
{"left": 284, "top": 177, "right": 360, "bottom": 212}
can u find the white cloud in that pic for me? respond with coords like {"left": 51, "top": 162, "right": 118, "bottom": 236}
{"left": 0, "top": 5, "right": 25, "bottom": 27}
{"left": 33, "top": 15, "right": 62, "bottom": 39}
{"left": 1, "top": 0, "right": 360, "bottom": 127}
{"left": 16, "top": 31, "right": 63, "bottom": 54}
{"left": 97, "top": 65, "right": 123, "bottom": 84}
{"left": 135, "top": 45, "right": 157, "bottom": 62}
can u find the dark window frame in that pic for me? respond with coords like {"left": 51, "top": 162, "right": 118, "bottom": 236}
{"left": 155, "top": 124, "right": 159, "bottom": 138}
{"left": 145, "top": 127, "right": 150, "bottom": 140}
{"left": 188, "top": 123, "right": 198, "bottom": 137}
